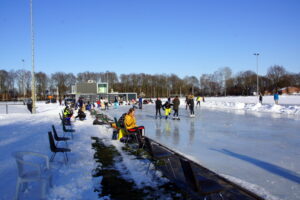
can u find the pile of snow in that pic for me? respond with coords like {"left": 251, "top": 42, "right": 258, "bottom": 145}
{"left": 174, "top": 95, "right": 300, "bottom": 116}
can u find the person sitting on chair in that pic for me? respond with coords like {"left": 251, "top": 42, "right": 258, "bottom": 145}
{"left": 75, "top": 108, "right": 86, "bottom": 120}
{"left": 63, "top": 106, "right": 73, "bottom": 124}
{"left": 124, "top": 108, "right": 144, "bottom": 147}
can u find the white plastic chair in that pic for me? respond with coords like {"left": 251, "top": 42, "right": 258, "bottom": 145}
{"left": 11, "top": 151, "right": 52, "bottom": 200}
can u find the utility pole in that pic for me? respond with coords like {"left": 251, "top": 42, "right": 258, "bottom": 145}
{"left": 30, "top": 0, "right": 36, "bottom": 113}
{"left": 22, "top": 59, "right": 26, "bottom": 97}
{"left": 253, "top": 53, "right": 260, "bottom": 96}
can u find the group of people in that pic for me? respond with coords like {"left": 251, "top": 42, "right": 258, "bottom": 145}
{"left": 154, "top": 95, "right": 202, "bottom": 119}
{"left": 95, "top": 97, "right": 109, "bottom": 110}
{"left": 259, "top": 91, "right": 280, "bottom": 105}
{"left": 63, "top": 99, "right": 87, "bottom": 122}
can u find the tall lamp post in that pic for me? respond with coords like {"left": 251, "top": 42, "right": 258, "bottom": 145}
{"left": 253, "top": 53, "right": 259, "bottom": 95}
{"left": 30, "top": 0, "right": 36, "bottom": 113}
{"left": 21, "top": 59, "right": 26, "bottom": 97}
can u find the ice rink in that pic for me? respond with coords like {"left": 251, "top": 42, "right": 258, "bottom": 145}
{"left": 106, "top": 104, "right": 300, "bottom": 200}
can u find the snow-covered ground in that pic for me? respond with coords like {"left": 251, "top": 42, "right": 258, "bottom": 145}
{"left": 200, "top": 95, "right": 300, "bottom": 116}
{"left": 1, "top": 95, "right": 300, "bottom": 200}
{"left": 0, "top": 103, "right": 170, "bottom": 200}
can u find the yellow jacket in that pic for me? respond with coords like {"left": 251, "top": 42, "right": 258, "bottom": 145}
{"left": 124, "top": 114, "right": 137, "bottom": 129}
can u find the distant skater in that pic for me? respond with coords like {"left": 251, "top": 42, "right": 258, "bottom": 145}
{"left": 185, "top": 96, "right": 189, "bottom": 110}
{"left": 274, "top": 92, "right": 279, "bottom": 105}
{"left": 259, "top": 93, "right": 263, "bottom": 104}
{"left": 139, "top": 96, "right": 143, "bottom": 109}
{"left": 188, "top": 94, "right": 195, "bottom": 117}
{"left": 114, "top": 96, "right": 118, "bottom": 109}
{"left": 196, "top": 96, "right": 201, "bottom": 107}
{"left": 155, "top": 97, "right": 162, "bottom": 119}
{"left": 172, "top": 96, "right": 180, "bottom": 120}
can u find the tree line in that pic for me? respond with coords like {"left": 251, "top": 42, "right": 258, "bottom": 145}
{"left": 0, "top": 65, "right": 299, "bottom": 100}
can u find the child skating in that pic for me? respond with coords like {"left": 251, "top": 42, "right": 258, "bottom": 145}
{"left": 162, "top": 101, "right": 172, "bottom": 119}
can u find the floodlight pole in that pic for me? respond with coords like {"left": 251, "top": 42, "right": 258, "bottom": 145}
{"left": 30, "top": 0, "right": 36, "bottom": 113}
{"left": 253, "top": 53, "right": 259, "bottom": 96}
{"left": 22, "top": 59, "right": 26, "bottom": 97}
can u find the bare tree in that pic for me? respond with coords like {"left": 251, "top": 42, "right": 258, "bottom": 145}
{"left": 35, "top": 72, "right": 48, "bottom": 100}
{"left": 0, "top": 70, "right": 9, "bottom": 100}
{"left": 267, "top": 65, "right": 287, "bottom": 91}
{"left": 51, "top": 72, "right": 75, "bottom": 97}
{"left": 16, "top": 69, "right": 32, "bottom": 97}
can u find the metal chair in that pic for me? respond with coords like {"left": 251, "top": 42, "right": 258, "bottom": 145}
{"left": 52, "top": 125, "right": 70, "bottom": 146}
{"left": 62, "top": 123, "right": 75, "bottom": 139}
{"left": 12, "top": 151, "right": 52, "bottom": 200}
{"left": 48, "top": 131, "right": 71, "bottom": 164}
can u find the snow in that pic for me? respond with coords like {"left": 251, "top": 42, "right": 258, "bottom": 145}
{"left": 1, "top": 95, "right": 300, "bottom": 200}
{"left": 184, "top": 96, "right": 300, "bottom": 116}
{"left": 0, "top": 102, "right": 169, "bottom": 200}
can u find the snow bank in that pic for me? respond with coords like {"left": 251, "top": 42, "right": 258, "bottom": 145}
{"left": 200, "top": 101, "right": 300, "bottom": 115}
{"left": 174, "top": 96, "right": 300, "bottom": 116}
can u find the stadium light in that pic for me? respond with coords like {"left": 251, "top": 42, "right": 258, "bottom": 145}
{"left": 253, "top": 53, "right": 260, "bottom": 95}
{"left": 30, "top": 0, "right": 36, "bottom": 113}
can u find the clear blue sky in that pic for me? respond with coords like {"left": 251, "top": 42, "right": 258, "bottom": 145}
{"left": 0, "top": 0, "right": 299, "bottom": 78}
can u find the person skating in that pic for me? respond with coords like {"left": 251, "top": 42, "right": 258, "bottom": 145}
{"left": 185, "top": 96, "right": 189, "bottom": 110}
{"left": 162, "top": 101, "right": 173, "bottom": 119}
{"left": 172, "top": 96, "right": 180, "bottom": 120}
{"left": 188, "top": 94, "right": 195, "bottom": 117}
{"left": 259, "top": 93, "right": 263, "bottom": 104}
{"left": 196, "top": 96, "right": 201, "bottom": 107}
{"left": 138, "top": 96, "right": 143, "bottom": 109}
{"left": 274, "top": 91, "right": 279, "bottom": 104}
{"left": 168, "top": 97, "right": 171, "bottom": 103}
{"left": 114, "top": 96, "right": 119, "bottom": 109}
{"left": 155, "top": 97, "right": 162, "bottom": 119}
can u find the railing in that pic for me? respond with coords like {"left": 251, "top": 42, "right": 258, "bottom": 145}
{"left": 0, "top": 102, "right": 26, "bottom": 114}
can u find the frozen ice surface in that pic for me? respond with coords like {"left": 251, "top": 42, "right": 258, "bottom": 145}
{"left": 106, "top": 104, "right": 300, "bottom": 200}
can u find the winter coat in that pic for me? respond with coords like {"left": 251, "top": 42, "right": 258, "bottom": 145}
{"left": 63, "top": 107, "right": 72, "bottom": 117}
{"left": 274, "top": 93, "right": 279, "bottom": 100}
{"left": 155, "top": 100, "right": 162, "bottom": 109}
{"left": 188, "top": 98, "right": 194, "bottom": 107}
{"left": 162, "top": 101, "right": 172, "bottom": 110}
{"left": 124, "top": 114, "right": 137, "bottom": 129}
{"left": 172, "top": 98, "right": 180, "bottom": 110}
